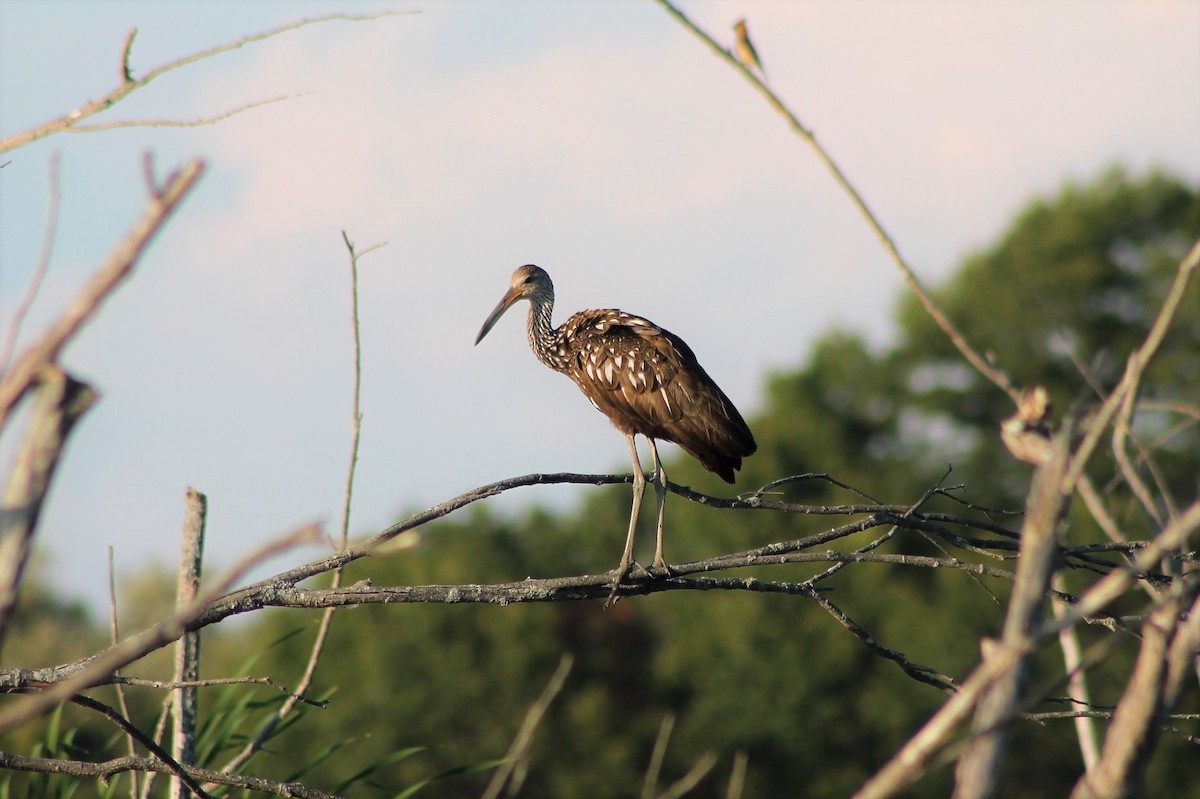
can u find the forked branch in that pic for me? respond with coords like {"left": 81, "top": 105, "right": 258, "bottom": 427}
{"left": 0, "top": 157, "right": 205, "bottom": 427}
{"left": 0, "top": 12, "right": 415, "bottom": 154}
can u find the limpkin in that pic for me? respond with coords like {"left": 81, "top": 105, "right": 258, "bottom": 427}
{"left": 475, "top": 265, "right": 756, "bottom": 582}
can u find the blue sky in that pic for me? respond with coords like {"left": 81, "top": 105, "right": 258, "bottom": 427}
{"left": 2, "top": 1, "right": 1198, "bottom": 610}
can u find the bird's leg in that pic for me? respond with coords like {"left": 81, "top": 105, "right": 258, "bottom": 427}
{"left": 615, "top": 433, "right": 647, "bottom": 579}
{"left": 647, "top": 438, "right": 670, "bottom": 573}
{"left": 609, "top": 436, "right": 657, "bottom": 604}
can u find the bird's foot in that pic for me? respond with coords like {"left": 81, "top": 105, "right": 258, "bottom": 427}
{"left": 650, "top": 558, "right": 675, "bottom": 577}
{"left": 604, "top": 560, "right": 653, "bottom": 608}
{"left": 628, "top": 560, "right": 654, "bottom": 580}
{"left": 604, "top": 582, "right": 622, "bottom": 609}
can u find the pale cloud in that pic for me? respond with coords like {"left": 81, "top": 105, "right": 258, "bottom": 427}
{"left": 2, "top": 1, "right": 1197, "bottom": 608}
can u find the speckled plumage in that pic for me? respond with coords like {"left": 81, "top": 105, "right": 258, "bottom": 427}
{"left": 475, "top": 264, "right": 756, "bottom": 581}
{"left": 554, "top": 307, "right": 753, "bottom": 482}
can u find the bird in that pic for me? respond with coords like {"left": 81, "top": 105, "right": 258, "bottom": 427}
{"left": 475, "top": 265, "right": 756, "bottom": 588}
{"left": 733, "top": 18, "right": 767, "bottom": 79}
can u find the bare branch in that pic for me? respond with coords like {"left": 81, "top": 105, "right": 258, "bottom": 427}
{"left": 2, "top": 473, "right": 1168, "bottom": 697}
{"left": 0, "top": 152, "right": 61, "bottom": 379}
{"left": 114, "top": 676, "right": 326, "bottom": 707}
{"left": 955, "top": 431, "right": 1071, "bottom": 798}
{"left": 1112, "top": 381, "right": 1168, "bottom": 527}
{"left": 64, "top": 94, "right": 302, "bottom": 133}
{"left": 1064, "top": 237, "right": 1200, "bottom": 491}
{"left": 0, "top": 522, "right": 321, "bottom": 734}
{"left": 0, "top": 12, "right": 416, "bottom": 154}
{"left": 654, "top": 0, "right": 1022, "bottom": 405}
{"left": 0, "top": 751, "right": 346, "bottom": 799}
{"left": 851, "top": 500, "right": 1200, "bottom": 799}
{"left": 804, "top": 468, "right": 951, "bottom": 589}
{"left": 215, "top": 232, "right": 384, "bottom": 780}
{"left": 658, "top": 752, "right": 718, "bottom": 799}
{"left": 1068, "top": 584, "right": 1196, "bottom": 799}
{"left": 746, "top": 472, "right": 883, "bottom": 504}
{"left": 482, "top": 653, "right": 574, "bottom": 799}
{"left": 0, "top": 368, "right": 97, "bottom": 650}
{"left": 67, "top": 695, "right": 210, "bottom": 799}
{"left": 802, "top": 582, "right": 959, "bottom": 693}
{"left": 1050, "top": 574, "right": 1101, "bottom": 773}
{"left": 107, "top": 547, "right": 139, "bottom": 799}
{"left": 0, "top": 157, "right": 206, "bottom": 428}
{"left": 171, "top": 488, "right": 207, "bottom": 799}
{"left": 120, "top": 27, "right": 137, "bottom": 82}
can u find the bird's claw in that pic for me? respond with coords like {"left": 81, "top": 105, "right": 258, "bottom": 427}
{"left": 604, "top": 560, "right": 655, "bottom": 608}
{"left": 604, "top": 559, "right": 675, "bottom": 608}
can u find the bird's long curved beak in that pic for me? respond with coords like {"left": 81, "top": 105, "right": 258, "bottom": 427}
{"left": 474, "top": 286, "right": 523, "bottom": 345}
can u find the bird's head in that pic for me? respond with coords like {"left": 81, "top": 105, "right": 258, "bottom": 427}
{"left": 475, "top": 264, "right": 554, "bottom": 345}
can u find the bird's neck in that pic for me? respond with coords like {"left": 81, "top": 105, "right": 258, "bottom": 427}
{"left": 526, "top": 293, "right": 563, "bottom": 370}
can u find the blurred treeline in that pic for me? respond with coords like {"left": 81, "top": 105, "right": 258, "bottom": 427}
{"left": 5, "top": 167, "right": 1199, "bottom": 797}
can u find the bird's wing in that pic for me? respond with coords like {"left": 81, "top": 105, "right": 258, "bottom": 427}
{"left": 567, "top": 311, "right": 745, "bottom": 433}
{"left": 563, "top": 309, "right": 756, "bottom": 481}
{"left": 563, "top": 312, "right": 675, "bottom": 424}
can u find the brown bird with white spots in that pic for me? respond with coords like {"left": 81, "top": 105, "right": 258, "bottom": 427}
{"left": 475, "top": 265, "right": 756, "bottom": 588}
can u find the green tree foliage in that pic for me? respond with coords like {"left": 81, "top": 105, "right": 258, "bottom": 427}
{"left": 894, "top": 167, "right": 1200, "bottom": 513}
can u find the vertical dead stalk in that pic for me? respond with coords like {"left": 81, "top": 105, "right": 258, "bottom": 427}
{"left": 954, "top": 431, "right": 1071, "bottom": 799}
{"left": 171, "top": 488, "right": 207, "bottom": 799}
{"left": 1069, "top": 584, "right": 1200, "bottom": 799}
{"left": 481, "top": 653, "right": 574, "bottom": 799}
{"left": 108, "top": 547, "right": 139, "bottom": 799}
{"left": 215, "top": 232, "right": 383, "bottom": 780}
{"left": 1050, "top": 575, "right": 1101, "bottom": 773}
{"left": 0, "top": 368, "right": 97, "bottom": 652}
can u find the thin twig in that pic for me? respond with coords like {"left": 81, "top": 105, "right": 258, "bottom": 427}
{"left": 67, "top": 695, "right": 210, "bottom": 799}
{"left": 642, "top": 712, "right": 675, "bottom": 799}
{"left": 0, "top": 12, "right": 415, "bottom": 154}
{"left": 216, "top": 233, "right": 383, "bottom": 779}
{"left": 107, "top": 547, "right": 138, "bottom": 799}
{"left": 482, "top": 653, "right": 573, "bottom": 799}
{"left": 803, "top": 583, "right": 959, "bottom": 693}
{"left": 64, "top": 95, "right": 303, "bottom": 133}
{"left": 851, "top": 499, "right": 1200, "bottom": 799}
{"left": 0, "top": 152, "right": 60, "bottom": 379}
{"left": 1112, "top": 381, "right": 1168, "bottom": 527}
{"left": 955, "top": 430, "right": 1071, "bottom": 798}
{"left": 1050, "top": 575, "right": 1100, "bottom": 773}
{"left": 746, "top": 472, "right": 883, "bottom": 504}
{"left": 657, "top": 752, "right": 718, "bottom": 799}
{"left": 1064, "top": 237, "right": 1200, "bottom": 491}
{"left": 114, "top": 676, "right": 327, "bottom": 707}
{"left": 0, "top": 158, "right": 206, "bottom": 427}
{"left": 654, "top": 0, "right": 1022, "bottom": 405}
{"left": 0, "top": 751, "right": 346, "bottom": 799}
{"left": 120, "top": 27, "right": 137, "bottom": 82}
{"left": 0, "top": 522, "right": 321, "bottom": 734}
{"left": 3, "top": 484, "right": 1166, "bottom": 694}
{"left": 803, "top": 468, "right": 952, "bottom": 589}
{"left": 726, "top": 751, "right": 748, "bottom": 799}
